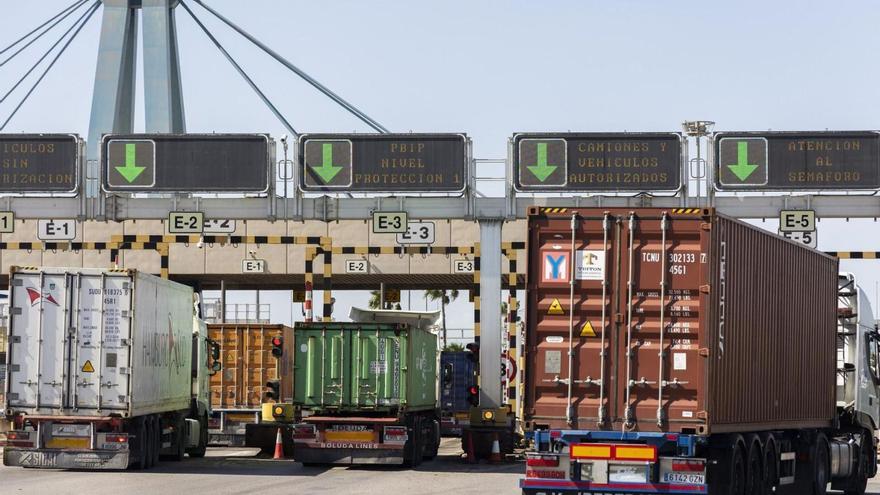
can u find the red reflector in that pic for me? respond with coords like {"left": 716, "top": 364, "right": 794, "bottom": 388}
{"left": 526, "top": 455, "right": 560, "bottom": 467}
{"left": 384, "top": 427, "right": 406, "bottom": 435}
{"left": 549, "top": 430, "right": 562, "bottom": 439}
{"left": 665, "top": 434, "right": 679, "bottom": 442}
{"left": 7, "top": 432, "right": 20, "bottom": 440}
{"left": 106, "top": 435, "right": 128, "bottom": 443}
{"left": 672, "top": 460, "right": 706, "bottom": 472}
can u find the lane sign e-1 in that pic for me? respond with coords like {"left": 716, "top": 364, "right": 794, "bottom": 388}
{"left": 345, "top": 259, "right": 369, "bottom": 274}
{"left": 453, "top": 259, "right": 474, "bottom": 273}
{"left": 242, "top": 259, "right": 266, "bottom": 273}
{"left": 0, "top": 211, "right": 14, "bottom": 233}
{"left": 37, "top": 219, "right": 75, "bottom": 240}
{"left": 396, "top": 221, "right": 435, "bottom": 245}
{"left": 168, "top": 212, "right": 204, "bottom": 234}
{"left": 372, "top": 211, "right": 407, "bottom": 233}
{"left": 779, "top": 210, "right": 816, "bottom": 232}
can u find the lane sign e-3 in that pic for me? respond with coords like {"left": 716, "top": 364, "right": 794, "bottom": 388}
{"left": 372, "top": 211, "right": 407, "bottom": 234}
{"left": 396, "top": 221, "right": 435, "bottom": 245}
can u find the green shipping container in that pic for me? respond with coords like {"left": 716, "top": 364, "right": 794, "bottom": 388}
{"left": 292, "top": 322, "right": 438, "bottom": 413}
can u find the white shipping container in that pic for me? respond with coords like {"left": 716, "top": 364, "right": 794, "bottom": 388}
{"left": 4, "top": 267, "right": 195, "bottom": 418}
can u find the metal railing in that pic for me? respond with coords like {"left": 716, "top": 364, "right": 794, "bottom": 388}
{"left": 202, "top": 299, "right": 270, "bottom": 324}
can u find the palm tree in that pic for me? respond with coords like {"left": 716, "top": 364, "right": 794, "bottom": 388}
{"left": 425, "top": 289, "right": 459, "bottom": 348}
{"left": 368, "top": 290, "right": 382, "bottom": 309}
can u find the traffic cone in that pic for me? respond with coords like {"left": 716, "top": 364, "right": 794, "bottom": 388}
{"left": 273, "top": 427, "right": 284, "bottom": 460}
{"left": 489, "top": 433, "right": 502, "bottom": 464}
{"left": 466, "top": 431, "right": 477, "bottom": 464}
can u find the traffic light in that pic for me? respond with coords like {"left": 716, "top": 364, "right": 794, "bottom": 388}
{"left": 271, "top": 336, "right": 284, "bottom": 358}
{"left": 467, "top": 385, "right": 479, "bottom": 407}
{"left": 266, "top": 380, "right": 281, "bottom": 401}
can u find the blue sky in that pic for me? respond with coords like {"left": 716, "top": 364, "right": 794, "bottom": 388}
{"left": 1, "top": 1, "right": 879, "bottom": 327}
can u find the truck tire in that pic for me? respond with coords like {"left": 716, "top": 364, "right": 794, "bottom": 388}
{"left": 708, "top": 436, "right": 746, "bottom": 495}
{"left": 151, "top": 416, "right": 161, "bottom": 467}
{"left": 813, "top": 433, "right": 829, "bottom": 495}
{"left": 188, "top": 414, "right": 208, "bottom": 458}
{"left": 761, "top": 435, "right": 778, "bottom": 495}
{"left": 404, "top": 417, "right": 422, "bottom": 468}
{"left": 144, "top": 417, "right": 155, "bottom": 469}
{"left": 745, "top": 436, "right": 764, "bottom": 495}
{"left": 172, "top": 417, "right": 186, "bottom": 461}
{"left": 423, "top": 418, "right": 440, "bottom": 460}
{"left": 130, "top": 418, "right": 147, "bottom": 470}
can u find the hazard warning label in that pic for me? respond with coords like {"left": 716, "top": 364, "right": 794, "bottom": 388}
{"left": 81, "top": 360, "right": 95, "bottom": 373}
{"left": 580, "top": 321, "right": 596, "bottom": 337}
{"left": 547, "top": 298, "right": 564, "bottom": 315}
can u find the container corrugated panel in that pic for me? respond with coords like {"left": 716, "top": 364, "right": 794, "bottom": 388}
{"left": 292, "top": 322, "right": 438, "bottom": 414}
{"left": 524, "top": 207, "right": 838, "bottom": 435}
{"left": 208, "top": 324, "right": 294, "bottom": 409}
{"left": 440, "top": 351, "right": 475, "bottom": 414}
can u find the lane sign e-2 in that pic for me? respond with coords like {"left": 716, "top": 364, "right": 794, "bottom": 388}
{"left": 372, "top": 211, "right": 407, "bottom": 233}
{"left": 778, "top": 210, "right": 815, "bottom": 232}
{"left": 168, "top": 212, "right": 204, "bottom": 234}
{"left": 203, "top": 219, "right": 236, "bottom": 234}
{"left": 397, "top": 222, "right": 435, "bottom": 245}
{"left": 345, "top": 259, "right": 369, "bottom": 273}
{"left": 38, "top": 219, "right": 75, "bottom": 240}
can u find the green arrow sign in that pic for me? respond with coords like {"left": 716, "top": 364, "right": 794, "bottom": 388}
{"left": 115, "top": 143, "right": 146, "bottom": 183}
{"left": 727, "top": 141, "right": 759, "bottom": 181}
{"left": 311, "top": 142, "right": 343, "bottom": 183}
{"left": 527, "top": 142, "right": 557, "bottom": 182}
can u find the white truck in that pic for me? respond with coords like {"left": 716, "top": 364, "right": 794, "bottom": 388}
{"left": 2, "top": 267, "right": 220, "bottom": 470}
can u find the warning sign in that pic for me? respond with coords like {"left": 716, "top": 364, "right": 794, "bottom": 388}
{"left": 547, "top": 298, "right": 564, "bottom": 315}
{"left": 81, "top": 360, "right": 95, "bottom": 373}
{"left": 580, "top": 321, "right": 597, "bottom": 337}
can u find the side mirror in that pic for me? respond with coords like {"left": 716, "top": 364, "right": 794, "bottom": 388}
{"left": 442, "top": 364, "right": 453, "bottom": 385}
{"left": 212, "top": 361, "right": 222, "bottom": 373}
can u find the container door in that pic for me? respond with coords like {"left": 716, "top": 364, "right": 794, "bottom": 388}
{"left": 7, "top": 271, "right": 72, "bottom": 410}
{"left": 527, "top": 212, "right": 620, "bottom": 428}
{"left": 71, "top": 273, "right": 133, "bottom": 411}
{"left": 350, "top": 328, "right": 379, "bottom": 408}
{"left": 614, "top": 211, "right": 705, "bottom": 431}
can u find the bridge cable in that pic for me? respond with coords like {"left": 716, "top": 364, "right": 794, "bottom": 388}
{"left": 0, "top": 0, "right": 87, "bottom": 59}
{"left": 179, "top": 0, "right": 298, "bottom": 137}
{"left": 0, "top": 0, "right": 93, "bottom": 105}
{"left": 190, "top": 0, "right": 389, "bottom": 134}
{"left": 0, "top": 1, "right": 101, "bottom": 131}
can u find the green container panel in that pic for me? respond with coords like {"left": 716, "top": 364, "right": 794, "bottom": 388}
{"left": 292, "top": 323, "right": 438, "bottom": 413}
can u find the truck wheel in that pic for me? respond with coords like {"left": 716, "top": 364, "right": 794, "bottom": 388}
{"left": 424, "top": 419, "right": 440, "bottom": 460}
{"left": 404, "top": 417, "right": 422, "bottom": 468}
{"left": 762, "top": 435, "right": 778, "bottom": 495}
{"left": 813, "top": 434, "right": 829, "bottom": 495}
{"left": 709, "top": 438, "right": 746, "bottom": 495}
{"left": 131, "top": 418, "right": 147, "bottom": 470}
{"left": 152, "top": 416, "right": 161, "bottom": 467}
{"left": 189, "top": 414, "right": 208, "bottom": 458}
{"left": 144, "top": 417, "right": 155, "bottom": 469}
{"left": 172, "top": 417, "right": 186, "bottom": 461}
{"left": 745, "top": 436, "right": 764, "bottom": 495}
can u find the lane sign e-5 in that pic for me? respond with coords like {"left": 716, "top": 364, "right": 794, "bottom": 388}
{"left": 396, "top": 221, "right": 435, "bottom": 245}
{"left": 37, "top": 219, "right": 75, "bottom": 240}
{"left": 779, "top": 230, "right": 817, "bottom": 249}
{"left": 203, "top": 219, "right": 236, "bottom": 234}
{"left": 242, "top": 259, "right": 266, "bottom": 273}
{"left": 0, "top": 211, "right": 14, "bottom": 233}
{"left": 778, "top": 210, "right": 816, "bottom": 232}
{"left": 168, "top": 211, "right": 204, "bottom": 234}
{"left": 372, "top": 211, "right": 407, "bottom": 233}
{"left": 345, "top": 259, "right": 369, "bottom": 274}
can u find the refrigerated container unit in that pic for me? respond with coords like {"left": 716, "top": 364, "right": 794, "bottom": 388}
{"left": 520, "top": 208, "right": 879, "bottom": 495}
{"left": 291, "top": 308, "right": 441, "bottom": 466}
{"left": 3, "top": 267, "right": 220, "bottom": 470}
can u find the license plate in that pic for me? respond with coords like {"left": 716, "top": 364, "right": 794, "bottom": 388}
{"left": 51, "top": 424, "right": 90, "bottom": 437}
{"left": 324, "top": 430, "right": 374, "bottom": 442}
{"left": 664, "top": 472, "right": 705, "bottom": 484}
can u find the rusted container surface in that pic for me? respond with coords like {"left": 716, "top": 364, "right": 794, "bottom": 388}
{"left": 208, "top": 324, "right": 294, "bottom": 409}
{"left": 524, "top": 207, "right": 837, "bottom": 435}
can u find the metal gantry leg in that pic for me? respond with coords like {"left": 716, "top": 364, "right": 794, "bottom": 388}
{"left": 478, "top": 219, "right": 503, "bottom": 408}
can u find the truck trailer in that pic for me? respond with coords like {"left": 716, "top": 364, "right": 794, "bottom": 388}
{"left": 291, "top": 307, "right": 441, "bottom": 466}
{"left": 440, "top": 350, "right": 475, "bottom": 435}
{"left": 520, "top": 208, "right": 878, "bottom": 495}
{"left": 2, "top": 267, "right": 220, "bottom": 470}
{"left": 207, "top": 323, "right": 293, "bottom": 447}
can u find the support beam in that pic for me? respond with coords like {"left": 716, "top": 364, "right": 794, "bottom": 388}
{"left": 142, "top": 0, "right": 185, "bottom": 132}
{"left": 478, "top": 219, "right": 503, "bottom": 408}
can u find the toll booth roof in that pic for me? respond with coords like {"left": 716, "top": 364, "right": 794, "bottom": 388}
{"left": 348, "top": 307, "right": 441, "bottom": 332}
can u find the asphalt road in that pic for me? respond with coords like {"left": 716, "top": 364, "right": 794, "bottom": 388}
{"left": 2, "top": 439, "right": 880, "bottom": 494}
